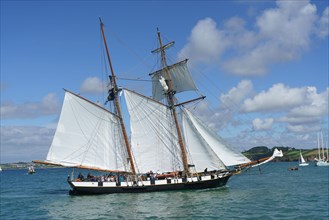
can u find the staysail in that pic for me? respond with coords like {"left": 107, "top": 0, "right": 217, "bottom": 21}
{"left": 45, "top": 90, "right": 127, "bottom": 171}
{"left": 124, "top": 89, "right": 183, "bottom": 173}
{"left": 182, "top": 110, "right": 227, "bottom": 172}
{"left": 150, "top": 59, "right": 198, "bottom": 101}
{"left": 183, "top": 109, "right": 251, "bottom": 167}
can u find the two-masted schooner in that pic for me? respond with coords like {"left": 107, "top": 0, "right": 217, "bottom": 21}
{"left": 34, "top": 19, "right": 282, "bottom": 195}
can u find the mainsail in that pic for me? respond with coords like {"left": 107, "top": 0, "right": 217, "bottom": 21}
{"left": 150, "top": 59, "right": 198, "bottom": 101}
{"left": 124, "top": 89, "right": 183, "bottom": 173}
{"left": 46, "top": 90, "right": 127, "bottom": 171}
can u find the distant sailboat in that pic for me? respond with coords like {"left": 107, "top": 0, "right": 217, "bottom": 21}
{"left": 33, "top": 18, "right": 283, "bottom": 195}
{"left": 315, "top": 131, "right": 329, "bottom": 167}
{"left": 299, "top": 151, "right": 309, "bottom": 166}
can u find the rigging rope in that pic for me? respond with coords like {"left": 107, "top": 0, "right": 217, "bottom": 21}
{"left": 171, "top": 43, "right": 288, "bottom": 150}
{"left": 116, "top": 77, "right": 153, "bottom": 82}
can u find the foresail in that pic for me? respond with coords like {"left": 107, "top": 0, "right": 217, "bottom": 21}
{"left": 150, "top": 59, "right": 198, "bottom": 101}
{"left": 46, "top": 90, "right": 127, "bottom": 171}
{"left": 124, "top": 89, "right": 183, "bottom": 173}
{"left": 300, "top": 153, "right": 306, "bottom": 163}
{"left": 182, "top": 110, "right": 227, "bottom": 172}
{"left": 184, "top": 109, "right": 251, "bottom": 166}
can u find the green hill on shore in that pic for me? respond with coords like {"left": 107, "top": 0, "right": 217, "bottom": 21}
{"left": 242, "top": 146, "right": 322, "bottom": 162}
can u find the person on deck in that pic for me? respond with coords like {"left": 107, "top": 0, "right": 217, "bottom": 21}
{"left": 87, "top": 172, "right": 95, "bottom": 181}
{"left": 77, "top": 172, "right": 84, "bottom": 181}
{"left": 204, "top": 168, "right": 208, "bottom": 175}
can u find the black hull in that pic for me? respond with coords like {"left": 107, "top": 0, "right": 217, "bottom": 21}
{"left": 68, "top": 175, "right": 231, "bottom": 195}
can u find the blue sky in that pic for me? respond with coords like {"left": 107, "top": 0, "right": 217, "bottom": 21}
{"left": 1, "top": 0, "right": 328, "bottom": 163}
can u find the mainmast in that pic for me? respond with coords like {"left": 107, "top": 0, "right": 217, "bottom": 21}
{"left": 155, "top": 29, "right": 189, "bottom": 174}
{"left": 99, "top": 18, "right": 136, "bottom": 176}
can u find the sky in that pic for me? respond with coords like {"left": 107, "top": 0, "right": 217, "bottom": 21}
{"left": 1, "top": 0, "right": 328, "bottom": 163}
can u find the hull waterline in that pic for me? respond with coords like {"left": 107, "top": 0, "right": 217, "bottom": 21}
{"left": 68, "top": 174, "right": 231, "bottom": 195}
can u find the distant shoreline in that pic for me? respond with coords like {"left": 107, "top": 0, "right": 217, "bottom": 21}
{"left": 0, "top": 162, "right": 62, "bottom": 170}
{"left": 1, "top": 147, "right": 324, "bottom": 170}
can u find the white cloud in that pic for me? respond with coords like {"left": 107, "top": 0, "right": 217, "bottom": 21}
{"left": 41, "top": 93, "right": 59, "bottom": 113}
{"left": 179, "top": 0, "right": 326, "bottom": 76}
{"left": 257, "top": 0, "right": 316, "bottom": 48}
{"left": 277, "top": 116, "right": 320, "bottom": 125}
{"left": 192, "top": 80, "right": 254, "bottom": 130}
{"left": 289, "top": 105, "right": 326, "bottom": 118}
{"left": 192, "top": 80, "right": 327, "bottom": 150}
{"left": 252, "top": 118, "right": 274, "bottom": 131}
{"left": 220, "top": 80, "right": 253, "bottom": 109}
{"left": 80, "top": 77, "right": 106, "bottom": 94}
{"left": 316, "top": 6, "right": 329, "bottom": 38}
{"left": 287, "top": 124, "right": 321, "bottom": 133}
{"left": 298, "top": 134, "right": 310, "bottom": 141}
{"left": 242, "top": 83, "right": 307, "bottom": 112}
{"left": 0, "top": 93, "right": 60, "bottom": 119}
{"left": 178, "top": 17, "right": 229, "bottom": 63}
{"left": 287, "top": 87, "right": 328, "bottom": 120}
{"left": 242, "top": 84, "right": 328, "bottom": 132}
{"left": 0, "top": 126, "right": 54, "bottom": 163}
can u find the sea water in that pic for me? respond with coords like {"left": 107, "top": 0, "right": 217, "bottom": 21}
{"left": 0, "top": 162, "right": 328, "bottom": 220}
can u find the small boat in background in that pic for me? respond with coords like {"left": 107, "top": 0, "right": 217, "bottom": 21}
{"left": 28, "top": 166, "right": 36, "bottom": 174}
{"left": 288, "top": 167, "right": 298, "bottom": 171}
{"left": 299, "top": 151, "right": 309, "bottom": 166}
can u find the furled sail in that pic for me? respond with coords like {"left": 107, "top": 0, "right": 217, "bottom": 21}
{"left": 46, "top": 90, "right": 127, "bottom": 171}
{"left": 182, "top": 110, "right": 227, "bottom": 172}
{"left": 150, "top": 59, "right": 198, "bottom": 101}
{"left": 184, "top": 109, "right": 251, "bottom": 166}
{"left": 124, "top": 89, "right": 183, "bottom": 173}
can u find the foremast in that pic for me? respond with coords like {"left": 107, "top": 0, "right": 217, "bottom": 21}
{"left": 154, "top": 29, "right": 189, "bottom": 175}
{"left": 99, "top": 18, "right": 137, "bottom": 176}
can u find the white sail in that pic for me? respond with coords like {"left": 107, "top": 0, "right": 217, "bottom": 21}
{"left": 317, "top": 132, "right": 322, "bottom": 161}
{"left": 299, "top": 151, "right": 309, "bottom": 166}
{"left": 124, "top": 89, "right": 183, "bottom": 173}
{"left": 150, "top": 60, "right": 198, "bottom": 101}
{"left": 183, "top": 109, "right": 251, "bottom": 166}
{"left": 300, "top": 152, "right": 306, "bottom": 163}
{"left": 182, "top": 110, "right": 227, "bottom": 172}
{"left": 46, "top": 90, "right": 126, "bottom": 171}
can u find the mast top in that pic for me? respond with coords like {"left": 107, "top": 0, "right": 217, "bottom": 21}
{"left": 152, "top": 29, "right": 175, "bottom": 54}
{"left": 99, "top": 17, "right": 104, "bottom": 25}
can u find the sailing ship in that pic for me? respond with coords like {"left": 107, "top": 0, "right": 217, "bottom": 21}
{"left": 315, "top": 131, "right": 329, "bottom": 167}
{"left": 298, "top": 151, "right": 309, "bottom": 166}
{"left": 33, "top": 19, "right": 283, "bottom": 195}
